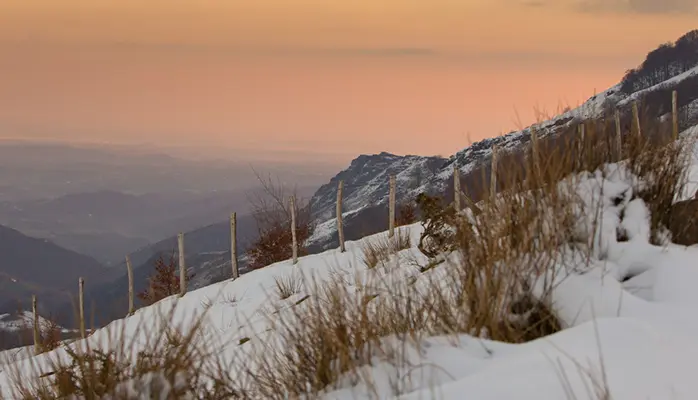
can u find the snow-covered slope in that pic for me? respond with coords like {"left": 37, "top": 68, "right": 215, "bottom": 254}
{"left": 3, "top": 147, "right": 698, "bottom": 398}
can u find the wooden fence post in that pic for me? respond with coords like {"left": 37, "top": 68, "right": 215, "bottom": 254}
{"left": 290, "top": 196, "right": 298, "bottom": 264}
{"left": 337, "top": 181, "right": 345, "bottom": 252}
{"left": 453, "top": 164, "right": 461, "bottom": 211}
{"left": 79, "top": 277, "right": 86, "bottom": 339}
{"left": 230, "top": 212, "right": 239, "bottom": 279}
{"left": 178, "top": 233, "right": 186, "bottom": 297}
{"left": 388, "top": 175, "right": 396, "bottom": 238}
{"left": 126, "top": 255, "right": 134, "bottom": 316}
{"left": 32, "top": 295, "right": 40, "bottom": 355}
{"left": 632, "top": 102, "right": 641, "bottom": 137}
{"left": 672, "top": 90, "right": 679, "bottom": 140}
{"left": 615, "top": 109, "right": 622, "bottom": 161}
{"left": 530, "top": 126, "right": 541, "bottom": 186}
{"left": 490, "top": 146, "right": 498, "bottom": 200}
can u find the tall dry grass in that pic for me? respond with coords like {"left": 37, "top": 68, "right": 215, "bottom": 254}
{"left": 6, "top": 300, "right": 245, "bottom": 399}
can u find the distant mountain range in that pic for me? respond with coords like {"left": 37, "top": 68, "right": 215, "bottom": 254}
{"left": 0, "top": 140, "right": 335, "bottom": 265}
{"left": 0, "top": 189, "right": 251, "bottom": 265}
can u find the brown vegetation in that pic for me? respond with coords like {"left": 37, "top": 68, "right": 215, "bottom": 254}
{"left": 138, "top": 253, "right": 195, "bottom": 306}
{"left": 245, "top": 171, "right": 315, "bottom": 270}
{"left": 395, "top": 200, "right": 417, "bottom": 226}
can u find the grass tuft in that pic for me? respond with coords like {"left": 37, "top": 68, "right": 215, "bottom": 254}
{"left": 274, "top": 274, "right": 304, "bottom": 300}
{"left": 360, "top": 228, "right": 412, "bottom": 269}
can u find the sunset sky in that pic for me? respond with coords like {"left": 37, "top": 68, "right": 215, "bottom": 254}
{"left": 1, "top": 1, "right": 696, "bottom": 163}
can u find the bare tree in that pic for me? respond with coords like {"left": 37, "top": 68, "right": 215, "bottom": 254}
{"left": 246, "top": 169, "right": 315, "bottom": 270}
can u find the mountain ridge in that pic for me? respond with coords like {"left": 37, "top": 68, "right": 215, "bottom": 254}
{"left": 0, "top": 224, "right": 115, "bottom": 326}
{"left": 306, "top": 30, "right": 698, "bottom": 251}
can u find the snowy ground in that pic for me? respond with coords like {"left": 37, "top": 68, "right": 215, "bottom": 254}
{"left": 0, "top": 312, "right": 73, "bottom": 334}
{"left": 3, "top": 149, "right": 698, "bottom": 399}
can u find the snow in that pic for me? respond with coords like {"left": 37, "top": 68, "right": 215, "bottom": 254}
{"left": 0, "top": 311, "right": 58, "bottom": 333}
{"left": 3, "top": 150, "right": 698, "bottom": 399}
{"left": 306, "top": 206, "right": 367, "bottom": 247}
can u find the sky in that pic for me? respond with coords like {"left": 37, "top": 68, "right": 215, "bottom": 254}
{"left": 1, "top": 1, "right": 697, "bottom": 163}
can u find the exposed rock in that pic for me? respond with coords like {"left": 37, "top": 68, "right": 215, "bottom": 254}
{"left": 664, "top": 191, "right": 698, "bottom": 246}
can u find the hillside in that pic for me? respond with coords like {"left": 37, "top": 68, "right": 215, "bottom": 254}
{"left": 54, "top": 214, "right": 255, "bottom": 326}
{"left": 0, "top": 225, "right": 115, "bottom": 325}
{"left": 306, "top": 31, "right": 698, "bottom": 251}
{"left": 3, "top": 129, "right": 698, "bottom": 397}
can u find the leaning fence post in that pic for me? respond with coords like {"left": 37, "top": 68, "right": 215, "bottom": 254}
{"left": 337, "top": 181, "right": 345, "bottom": 252}
{"left": 79, "top": 277, "right": 86, "bottom": 339}
{"left": 388, "top": 175, "right": 396, "bottom": 238}
{"left": 490, "top": 145, "right": 499, "bottom": 200}
{"left": 615, "top": 109, "right": 622, "bottom": 160}
{"left": 632, "top": 102, "right": 641, "bottom": 137}
{"left": 32, "top": 295, "right": 40, "bottom": 355}
{"left": 453, "top": 164, "right": 461, "bottom": 211}
{"left": 178, "top": 233, "right": 186, "bottom": 297}
{"left": 126, "top": 255, "right": 134, "bottom": 316}
{"left": 290, "top": 196, "right": 298, "bottom": 264}
{"left": 672, "top": 90, "right": 679, "bottom": 141}
{"left": 230, "top": 212, "right": 239, "bottom": 279}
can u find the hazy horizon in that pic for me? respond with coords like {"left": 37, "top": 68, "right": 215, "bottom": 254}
{"left": 2, "top": 1, "right": 697, "bottom": 161}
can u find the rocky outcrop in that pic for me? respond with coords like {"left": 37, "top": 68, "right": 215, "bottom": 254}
{"left": 665, "top": 192, "right": 698, "bottom": 246}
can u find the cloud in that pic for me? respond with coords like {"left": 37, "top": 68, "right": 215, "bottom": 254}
{"left": 76, "top": 42, "right": 440, "bottom": 58}
{"left": 516, "top": 0, "right": 698, "bottom": 14}
{"left": 579, "top": 0, "right": 697, "bottom": 13}
{"left": 519, "top": 0, "right": 547, "bottom": 7}
{"left": 0, "top": 40, "right": 440, "bottom": 59}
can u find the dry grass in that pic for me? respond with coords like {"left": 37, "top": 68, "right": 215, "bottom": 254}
{"left": 7, "top": 300, "right": 244, "bottom": 399}
{"left": 360, "top": 228, "right": 412, "bottom": 269}
{"left": 242, "top": 277, "right": 429, "bottom": 399}
{"left": 273, "top": 274, "right": 304, "bottom": 300}
{"left": 37, "top": 317, "right": 64, "bottom": 355}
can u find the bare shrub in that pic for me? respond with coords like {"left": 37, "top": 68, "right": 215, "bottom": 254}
{"left": 396, "top": 200, "right": 418, "bottom": 226}
{"left": 138, "top": 252, "right": 195, "bottom": 306}
{"left": 415, "top": 193, "right": 457, "bottom": 258}
{"left": 246, "top": 170, "right": 315, "bottom": 270}
{"left": 38, "top": 316, "right": 64, "bottom": 355}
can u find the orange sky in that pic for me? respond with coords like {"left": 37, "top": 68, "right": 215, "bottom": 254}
{"left": 0, "top": 1, "right": 696, "bottom": 163}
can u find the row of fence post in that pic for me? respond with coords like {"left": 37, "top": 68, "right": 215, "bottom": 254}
{"left": 29, "top": 91, "right": 681, "bottom": 354}
{"left": 330, "top": 90, "right": 681, "bottom": 258}
{"left": 32, "top": 276, "right": 87, "bottom": 355}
